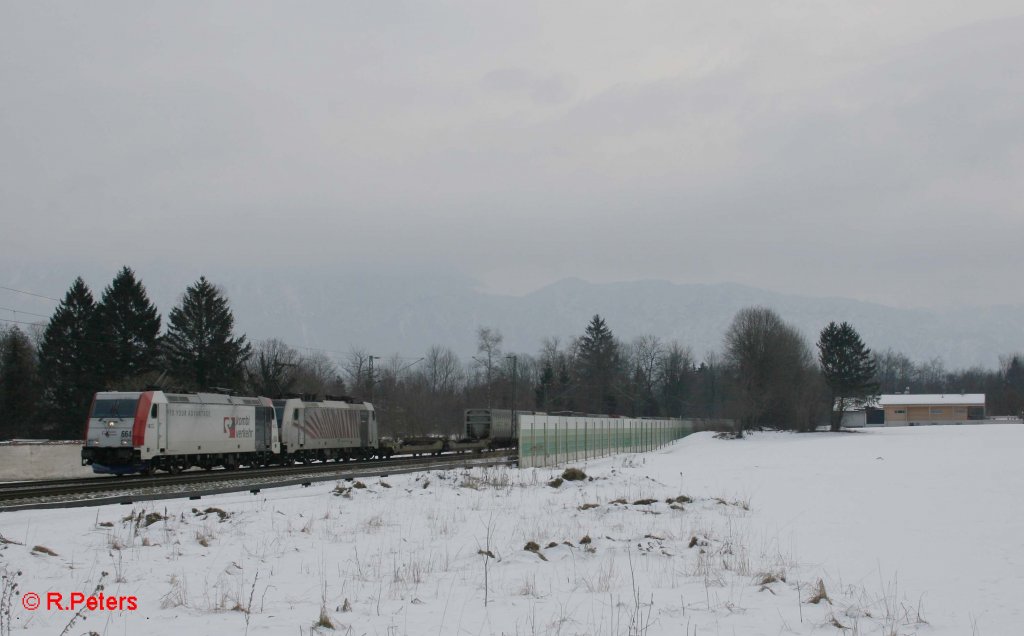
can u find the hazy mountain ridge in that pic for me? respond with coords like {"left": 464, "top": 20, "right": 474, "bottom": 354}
{"left": 3, "top": 265, "right": 1022, "bottom": 369}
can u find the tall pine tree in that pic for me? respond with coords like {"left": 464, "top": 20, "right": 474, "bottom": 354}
{"left": 817, "top": 321, "right": 879, "bottom": 431}
{"left": 96, "top": 266, "right": 162, "bottom": 387}
{"left": 38, "top": 277, "right": 102, "bottom": 436}
{"left": 576, "top": 315, "right": 621, "bottom": 414}
{"left": 163, "top": 276, "right": 252, "bottom": 390}
{"left": 0, "top": 326, "right": 42, "bottom": 439}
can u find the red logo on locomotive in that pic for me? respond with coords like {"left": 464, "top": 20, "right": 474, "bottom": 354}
{"left": 224, "top": 417, "right": 237, "bottom": 438}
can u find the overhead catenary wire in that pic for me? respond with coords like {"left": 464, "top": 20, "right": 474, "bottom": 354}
{"left": 0, "top": 317, "right": 47, "bottom": 328}
{"left": 0, "top": 306, "right": 50, "bottom": 318}
{"left": 0, "top": 285, "right": 60, "bottom": 303}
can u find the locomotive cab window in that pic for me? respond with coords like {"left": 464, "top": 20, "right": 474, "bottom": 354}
{"left": 91, "top": 398, "right": 139, "bottom": 419}
{"left": 151, "top": 404, "right": 158, "bottom": 419}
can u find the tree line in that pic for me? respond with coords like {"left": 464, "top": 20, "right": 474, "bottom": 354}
{"left": 0, "top": 268, "right": 258, "bottom": 439}
{"left": 3, "top": 269, "right": 1024, "bottom": 440}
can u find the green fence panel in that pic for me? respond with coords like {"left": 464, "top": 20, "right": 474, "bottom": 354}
{"left": 517, "top": 414, "right": 703, "bottom": 468}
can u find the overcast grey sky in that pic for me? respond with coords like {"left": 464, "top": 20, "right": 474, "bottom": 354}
{"left": 2, "top": 1, "right": 1022, "bottom": 309}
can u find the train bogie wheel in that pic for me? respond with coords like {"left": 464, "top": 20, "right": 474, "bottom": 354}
{"left": 168, "top": 463, "right": 181, "bottom": 475}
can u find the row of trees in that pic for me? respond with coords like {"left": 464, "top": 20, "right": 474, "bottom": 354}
{"left": 4, "top": 268, "right": 1024, "bottom": 440}
{"left": 0, "top": 269, "right": 257, "bottom": 438}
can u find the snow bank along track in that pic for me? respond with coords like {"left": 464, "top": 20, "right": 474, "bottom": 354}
{"left": 0, "top": 453, "right": 516, "bottom": 512}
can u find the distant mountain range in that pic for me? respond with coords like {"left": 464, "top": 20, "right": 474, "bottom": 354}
{"left": 4, "top": 266, "right": 1023, "bottom": 369}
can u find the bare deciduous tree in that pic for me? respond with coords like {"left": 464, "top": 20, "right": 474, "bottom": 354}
{"left": 246, "top": 338, "right": 301, "bottom": 396}
{"left": 724, "top": 306, "right": 819, "bottom": 435}
{"left": 343, "top": 348, "right": 372, "bottom": 397}
{"left": 475, "top": 327, "right": 503, "bottom": 407}
{"left": 293, "top": 351, "right": 345, "bottom": 398}
{"left": 423, "top": 346, "right": 464, "bottom": 395}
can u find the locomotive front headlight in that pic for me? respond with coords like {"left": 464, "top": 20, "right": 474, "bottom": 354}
{"left": 107, "top": 420, "right": 116, "bottom": 428}
{"left": 120, "top": 439, "right": 129, "bottom": 446}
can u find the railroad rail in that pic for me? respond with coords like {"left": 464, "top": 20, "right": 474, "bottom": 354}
{"left": 0, "top": 453, "right": 516, "bottom": 512}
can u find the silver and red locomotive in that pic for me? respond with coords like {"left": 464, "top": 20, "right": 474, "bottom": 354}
{"left": 82, "top": 391, "right": 377, "bottom": 475}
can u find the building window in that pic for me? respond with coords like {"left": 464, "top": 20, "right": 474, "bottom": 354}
{"left": 930, "top": 408, "right": 944, "bottom": 415}
{"left": 894, "top": 409, "right": 906, "bottom": 414}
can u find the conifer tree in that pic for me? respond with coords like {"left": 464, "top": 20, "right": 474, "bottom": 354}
{"left": 163, "top": 276, "right": 252, "bottom": 390}
{"left": 0, "top": 326, "right": 41, "bottom": 438}
{"left": 95, "top": 266, "right": 162, "bottom": 386}
{"left": 535, "top": 361, "right": 554, "bottom": 410}
{"left": 818, "top": 321, "right": 879, "bottom": 431}
{"left": 576, "top": 315, "right": 621, "bottom": 414}
{"left": 38, "top": 277, "right": 101, "bottom": 435}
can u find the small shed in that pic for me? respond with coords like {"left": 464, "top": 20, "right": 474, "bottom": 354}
{"left": 878, "top": 394, "right": 985, "bottom": 426}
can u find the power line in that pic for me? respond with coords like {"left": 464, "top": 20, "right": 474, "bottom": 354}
{"left": 0, "top": 306, "right": 49, "bottom": 318}
{"left": 0, "top": 317, "right": 46, "bottom": 328}
{"left": 0, "top": 285, "right": 60, "bottom": 303}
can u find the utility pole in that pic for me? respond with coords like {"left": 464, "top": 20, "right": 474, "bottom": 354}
{"left": 368, "top": 355, "right": 375, "bottom": 403}
{"left": 507, "top": 354, "right": 518, "bottom": 437}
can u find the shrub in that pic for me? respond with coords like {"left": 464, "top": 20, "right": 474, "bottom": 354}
{"left": 562, "top": 467, "right": 587, "bottom": 481}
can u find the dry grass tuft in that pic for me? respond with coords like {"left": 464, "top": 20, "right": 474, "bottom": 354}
{"left": 353, "top": 481, "right": 367, "bottom": 489}
{"left": 561, "top": 467, "right": 587, "bottom": 481}
{"left": 198, "top": 507, "right": 230, "bottom": 522}
{"left": 806, "top": 578, "right": 830, "bottom": 604}
{"left": 524, "top": 541, "right": 541, "bottom": 552}
{"left": 632, "top": 498, "right": 657, "bottom": 506}
{"left": 195, "top": 530, "right": 213, "bottom": 547}
{"left": 578, "top": 503, "right": 600, "bottom": 510}
{"left": 31, "top": 545, "right": 57, "bottom": 556}
{"left": 315, "top": 607, "right": 334, "bottom": 629}
{"left": 756, "top": 571, "right": 786, "bottom": 585}
{"left": 548, "top": 477, "right": 564, "bottom": 488}
{"left": 579, "top": 535, "right": 592, "bottom": 545}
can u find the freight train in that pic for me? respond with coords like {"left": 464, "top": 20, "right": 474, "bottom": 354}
{"left": 81, "top": 391, "right": 516, "bottom": 475}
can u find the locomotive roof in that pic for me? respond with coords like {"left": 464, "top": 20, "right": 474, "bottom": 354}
{"left": 273, "top": 397, "right": 374, "bottom": 409}
{"left": 165, "top": 392, "right": 264, "bottom": 406}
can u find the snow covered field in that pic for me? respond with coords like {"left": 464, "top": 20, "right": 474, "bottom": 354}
{"left": 1, "top": 425, "right": 1022, "bottom": 635}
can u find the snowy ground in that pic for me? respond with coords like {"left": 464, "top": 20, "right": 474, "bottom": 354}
{"left": 1, "top": 425, "right": 1022, "bottom": 635}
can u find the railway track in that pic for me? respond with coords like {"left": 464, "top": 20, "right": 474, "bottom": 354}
{"left": 0, "top": 452, "right": 517, "bottom": 512}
